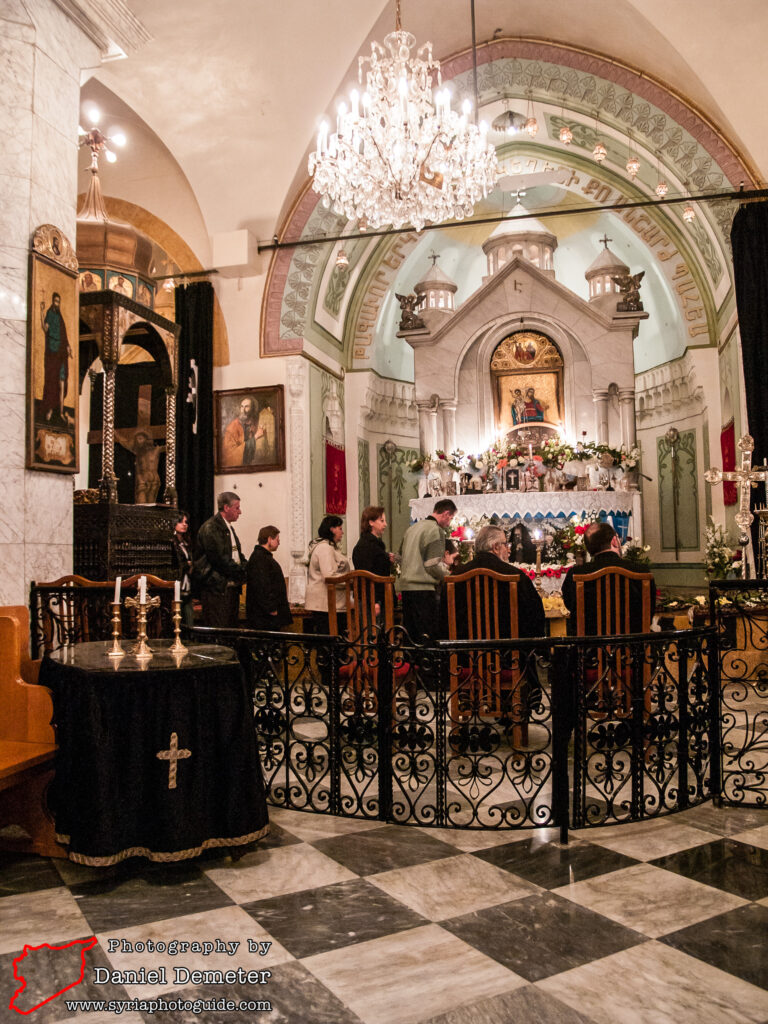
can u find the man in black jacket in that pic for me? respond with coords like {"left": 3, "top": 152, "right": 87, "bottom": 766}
{"left": 561, "top": 522, "right": 656, "bottom": 634}
{"left": 246, "top": 525, "right": 292, "bottom": 630}
{"left": 193, "top": 491, "right": 247, "bottom": 627}
{"left": 450, "top": 525, "right": 546, "bottom": 638}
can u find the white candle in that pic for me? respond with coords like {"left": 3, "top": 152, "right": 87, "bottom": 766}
{"left": 139, "top": 575, "right": 147, "bottom": 604}
{"left": 113, "top": 576, "right": 121, "bottom": 604}
{"left": 528, "top": 444, "right": 534, "bottom": 460}
{"left": 174, "top": 580, "right": 180, "bottom": 603}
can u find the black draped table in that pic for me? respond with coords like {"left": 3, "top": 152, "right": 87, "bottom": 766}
{"left": 41, "top": 640, "right": 269, "bottom": 865}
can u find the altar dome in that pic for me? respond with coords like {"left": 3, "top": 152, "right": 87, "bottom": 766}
{"left": 482, "top": 202, "right": 558, "bottom": 278}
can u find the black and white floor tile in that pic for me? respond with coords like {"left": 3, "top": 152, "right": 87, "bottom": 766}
{"left": 1, "top": 802, "right": 768, "bottom": 1023}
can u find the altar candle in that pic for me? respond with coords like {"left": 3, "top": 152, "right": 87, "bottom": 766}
{"left": 139, "top": 575, "right": 147, "bottom": 604}
{"left": 174, "top": 580, "right": 180, "bottom": 603}
{"left": 113, "top": 576, "right": 121, "bottom": 604}
{"left": 528, "top": 444, "right": 534, "bottom": 461}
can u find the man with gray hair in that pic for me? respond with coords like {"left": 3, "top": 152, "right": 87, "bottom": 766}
{"left": 193, "top": 491, "right": 247, "bottom": 627}
{"left": 451, "top": 524, "right": 545, "bottom": 638}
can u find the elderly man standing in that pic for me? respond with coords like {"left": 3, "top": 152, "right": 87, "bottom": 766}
{"left": 451, "top": 524, "right": 545, "bottom": 637}
{"left": 399, "top": 498, "right": 458, "bottom": 641}
{"left": 193, "top": 491, "right": 247, "bottom": 627}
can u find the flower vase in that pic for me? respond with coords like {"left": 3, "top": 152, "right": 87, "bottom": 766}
{"left": 623, "top": 467, "right": 639, "bottom": 489}
{"left": 543, "top": 467, "right": 561, "bottom": 492}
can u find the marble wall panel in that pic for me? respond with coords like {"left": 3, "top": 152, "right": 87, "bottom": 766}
{"left": 0, "top": 543, "right": 25, "bottom": 606}
{"left": 22, "top": 0, "right": 100, "bottom": 79}
{"left": 28, "top": 180, "right": 77, "bottom": 242}
{"left": 25, "top": 541, "right": 71, "bottom": 590}
{"left": 0, "top": 467, "right": 26, "bottom": 542}
{"left": 33, "top": 47, "right": 79, "bottom": 140}
{"left": 31, "top": 115, "right": 77, "bottom": 209}
{"left": 0, "top": 109, "right": 34, "bottom": 182}
{"left": 1, "top": 3, "right": 35, "bottom": 32}
{"left": 25, "top": 471, "right": 73, "bottom": 547}
{"left": 0, "top": 243, "right": 29, "bottom": 316}
{"left": 0, "top": 395, "right": 25, "bottom": 469}
{"left": 0, "top": 34, "right": 34, "bottom": 116}
{"left": 0, "top": 321, "right": 26, "bottom": 397}
{"left": 0, "top": 172, "right": 32, "bottom": 252}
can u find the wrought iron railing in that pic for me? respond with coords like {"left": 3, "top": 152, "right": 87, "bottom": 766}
{"left": 710, "top": 580, "right": 768, "bottom": 807}
{"left": 189, "top": 624, "right": 717, "bottom": 837}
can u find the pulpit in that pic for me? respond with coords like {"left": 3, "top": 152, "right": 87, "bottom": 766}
{"left": 74, "top": 503, "right": 177, "bottom": 579}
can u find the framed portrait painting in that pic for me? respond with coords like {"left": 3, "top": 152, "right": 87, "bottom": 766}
{"left": 26, "top": 225, "right": 79, "bottom": 473}
{"left": 214, "top": 385, "right": 285, "bottom": 473}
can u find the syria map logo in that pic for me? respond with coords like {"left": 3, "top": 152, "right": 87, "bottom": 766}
{"left": 10, "top": 936, "right": 97, "bottom": 1015}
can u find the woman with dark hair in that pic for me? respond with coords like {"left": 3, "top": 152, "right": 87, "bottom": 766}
{"left": 172, "top": 509, "right": 195, "bottom": 627}
{"left": 352, "top": 506, "right": 394, "bottom": 614}
{"left": 305, "top": 515, "right": 351, "bottom": 634}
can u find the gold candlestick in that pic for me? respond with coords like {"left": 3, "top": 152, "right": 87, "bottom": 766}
{"left": 125, "top": 594, "right": 161, "bottom": 659}
{"left": 169, "top": 600, "right": 188, "bottom": 655}
{"left": 107, "top": 601, "right": 124, "bottom": 658}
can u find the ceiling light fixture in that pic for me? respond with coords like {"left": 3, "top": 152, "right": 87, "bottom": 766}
{"left": 591, "top": 111, "right": 606, "bottom": 162}
{"left": 524, "top": 90, "right": 538, "bottom": 137}
{"left": 307, "top": 0, "right": 498, "bottom": 231}
{"left": 654, "top": 151, "right": 669, "bottom": 197}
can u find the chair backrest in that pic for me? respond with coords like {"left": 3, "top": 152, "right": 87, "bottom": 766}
{"left": 573, "top": 566, "right": 653, "bottom": 636}
{"left": 29, "top": 574, "right": 177, "bottom": 655}
{"left": 326, "top": 570, "right": 395, "bottom": 639}
{"left": 444, "top": 568, "right": 519, "bottom": 641}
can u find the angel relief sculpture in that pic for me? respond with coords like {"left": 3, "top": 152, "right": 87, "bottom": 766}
{"left": 396, "top": 292, "right": 426, "bottom": 331}
{"left": 612, "top": 270, "right": 645, "bottom": 311}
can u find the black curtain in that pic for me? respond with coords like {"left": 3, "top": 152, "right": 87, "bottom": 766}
{"left": 731, "top": 203, "right": 768, "bottom": 466}
{"left": 175, "top": 282, "right": 214, "bottom": 535}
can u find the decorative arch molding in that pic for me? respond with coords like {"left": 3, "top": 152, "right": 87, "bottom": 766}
{"left": 262, "top": 37, "right": 753, "bottom": 366}
{"left": 440, "top": 39, "right": 757, "bottom": 188}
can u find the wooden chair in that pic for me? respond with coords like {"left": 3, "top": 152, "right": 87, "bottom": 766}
{"left": 572, "top": 566, "right": 654, "bottom": 717}
{"left": 30, "top": 573, "right": 176, "bottom": 655}
{"left": 327, "top": 571, "right": 402, "bottom": 705}
{"left": 444, "top": 569, "right": 527, "bottom": 746}
{"left": 0, "top": 606, "right": 66, "bottom": 858}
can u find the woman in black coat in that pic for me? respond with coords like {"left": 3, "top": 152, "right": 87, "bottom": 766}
{"left": 172, "top": 509, "right": 195, "bottom": 627}
{"left": 352, "top": 505, "right": 394, "bottom": 612}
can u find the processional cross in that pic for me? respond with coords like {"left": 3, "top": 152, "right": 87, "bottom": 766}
{"left": 704, "top": 433, "right": 768, "bottom": 579}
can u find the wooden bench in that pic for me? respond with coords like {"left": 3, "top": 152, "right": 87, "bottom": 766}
{"left": 0, "top": 606, "right": 66, "bottom": 857}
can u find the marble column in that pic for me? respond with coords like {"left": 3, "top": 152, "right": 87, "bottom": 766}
{"left": 417, "top": 400, "right": 438, "bottom": 454}
{"left": 440, "top": 400, "right": 457, "bottom": 455}
{"left": 286, "top": 356, "right": 311, "bottom": 603}
{"left": 592, "top": 389, "right": 610, "bottom": 445}
{"left": 0, "top": 2, "right": 99, "bottom": 604}
{"left": 619, "top": 388, "right": 637, "bottom": 448}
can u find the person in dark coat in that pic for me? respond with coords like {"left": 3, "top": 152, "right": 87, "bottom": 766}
{"left": 246, "top": 525, "right": 292, "bottom": 631}
{"left": 449, "top": 525, "right": 546, "bottom": 638}
{"left": 352, "top": 505, "right": 394, "bottom": 611}
{"left": 192, "top": 491, "right": 247, "bottom": 627}
{"left": 561, "top": 522, "right": 656, "bottom": 635}
{"left": 172, "top": 508, "right": 195, "bottom": 628}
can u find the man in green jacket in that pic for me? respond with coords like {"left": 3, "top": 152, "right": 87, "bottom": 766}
{"left": 399, "top": 498, "right": 457, "bottom": 641}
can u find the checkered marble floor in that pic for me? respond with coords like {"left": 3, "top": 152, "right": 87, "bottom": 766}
{"left": 2, "top": 803, "right": 768, "bottom": 1024}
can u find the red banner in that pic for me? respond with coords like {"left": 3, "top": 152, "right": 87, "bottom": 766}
{"left": 325, "top": 441, "right": 347, "bottom": 514}
{"left": 720, "top": 420, "right": 737, "bottom": 505}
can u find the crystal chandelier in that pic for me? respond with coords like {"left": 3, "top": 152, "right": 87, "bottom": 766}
{"left": 307, "top": 0, "right": 498, "bottom": 231}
